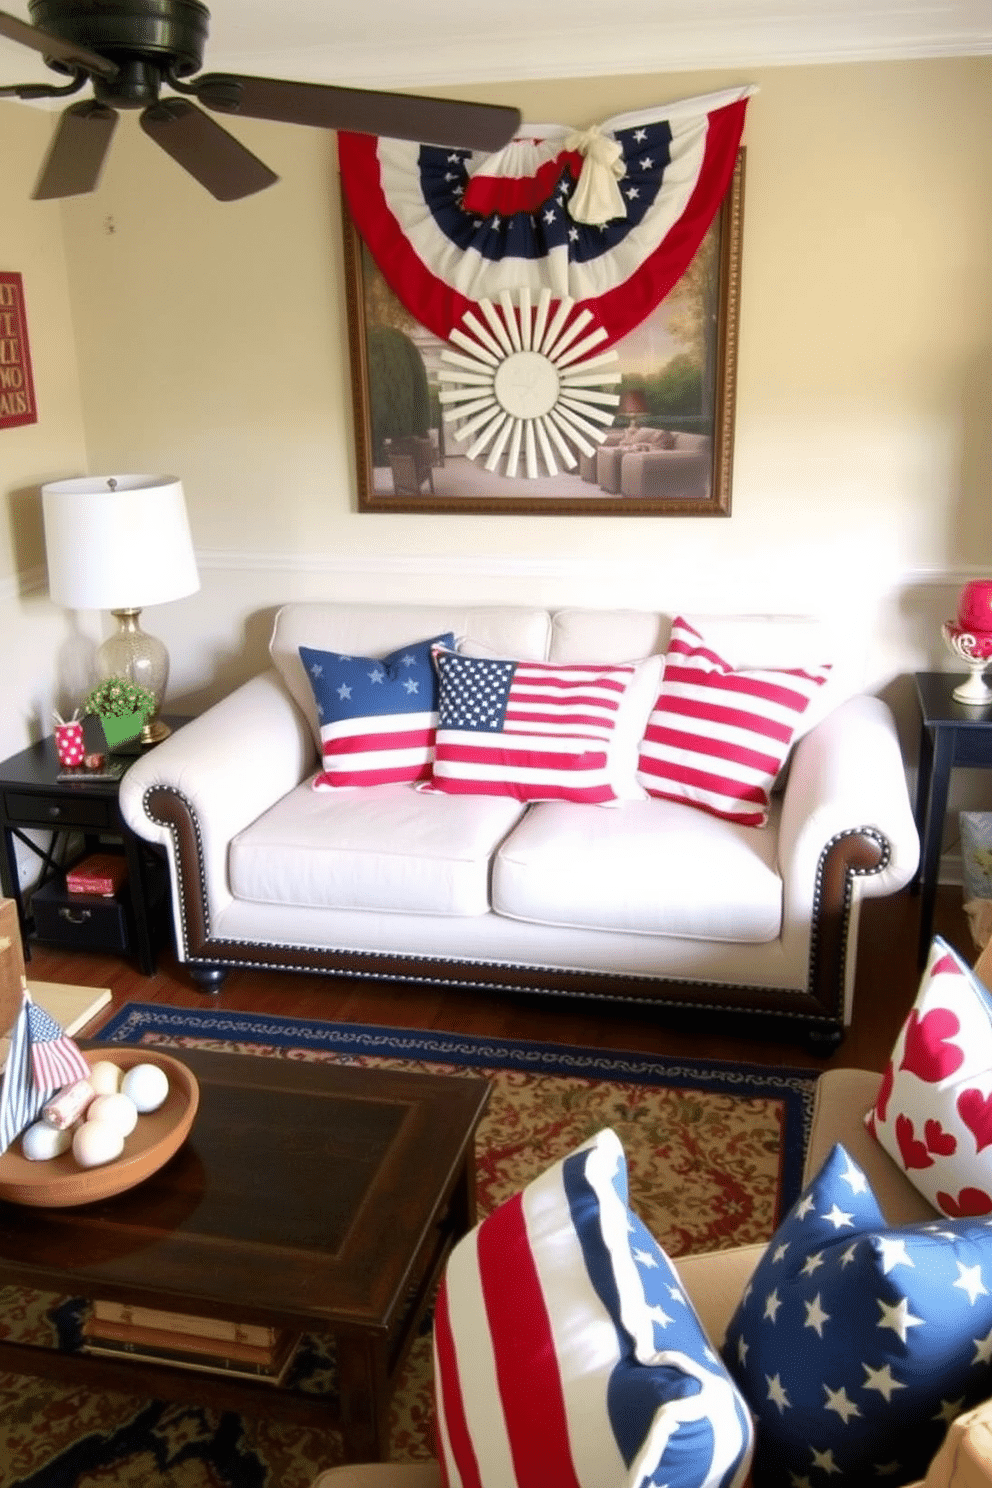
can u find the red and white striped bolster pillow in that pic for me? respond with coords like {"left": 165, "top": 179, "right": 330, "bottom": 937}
{"left": 636, "top": 616, "right": 832, "bottom": 827}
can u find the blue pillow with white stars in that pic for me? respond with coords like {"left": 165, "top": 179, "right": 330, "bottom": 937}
{"left": 722, "top": 1142, "right": 992, "bottom": 1488}
{"left": 299, "top": 633, "right": 454, "bottom": 789}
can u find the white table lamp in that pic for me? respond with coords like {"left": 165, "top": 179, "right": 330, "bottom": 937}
{"left": 42, "top": 474, "right": 200, "bottom": 744}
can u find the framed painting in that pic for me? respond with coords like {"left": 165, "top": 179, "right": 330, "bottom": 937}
{"left": 343, "top": 150, "right": 745, "bottom": 517}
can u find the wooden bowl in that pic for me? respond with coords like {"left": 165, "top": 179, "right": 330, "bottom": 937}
{"left": 0, "top": 1048, "right": 199, "bottom": 1207}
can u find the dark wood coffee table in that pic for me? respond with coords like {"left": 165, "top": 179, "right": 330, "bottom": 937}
{"left": 0, "top": 1045, "right": 490, "bottom": 1462}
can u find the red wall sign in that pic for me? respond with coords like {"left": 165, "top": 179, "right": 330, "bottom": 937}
{"left": 0, "top": 271, "right": 38, "bottom": 430}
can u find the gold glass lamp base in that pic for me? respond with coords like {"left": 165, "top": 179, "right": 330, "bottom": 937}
{"left": 96, "top": 607, "right": 173, "bottom": 745}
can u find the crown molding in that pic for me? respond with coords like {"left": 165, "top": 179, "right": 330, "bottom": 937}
{"left": 2, "top": 5, "right": 990, "bottom": 98}
{"left": 237, "top": 26, "right": 992, "bottom": 91}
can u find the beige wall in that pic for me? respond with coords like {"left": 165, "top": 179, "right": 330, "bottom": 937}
{"left": 60, "top": 58, "right": 992, "bottom": 588}
{"left": 1, "top": 56, "right": 991, "bottom": 874}
{"left": 0, "top": 102, "right": 89, "bottom": 775}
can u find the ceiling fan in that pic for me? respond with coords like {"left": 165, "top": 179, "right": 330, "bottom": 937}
{"left": 0, "top": 0, "right": 521, "bottom": 200}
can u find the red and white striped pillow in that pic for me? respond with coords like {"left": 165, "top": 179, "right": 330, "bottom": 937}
{"left": 636, "top": 616, "right": 832, "bottom": 826}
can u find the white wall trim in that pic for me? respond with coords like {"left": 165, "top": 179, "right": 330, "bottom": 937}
{"left": 215, "top": 26, "right": 992, "bottom": 93}
{"left": 10, "top": 552, "right": 989, "bottom": 594}
{"left": 194, "top": 550, "right": 991, "bottom": 586}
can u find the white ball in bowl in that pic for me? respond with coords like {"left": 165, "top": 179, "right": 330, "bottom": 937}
{"left": 72, "top": 1121, "right": 124, "bottom": 1168}
{"left": 21, "top": 1120, "right": 74, "bottom": 1161}
{"left": 87, "top": 1092, "right": 139, "bottom": 1137}
{"left": 89, "top": 1060, "right": 122, "bottom": 1096}
{"left": 121, "top": 1063, "right": 169, "bottom": 1113}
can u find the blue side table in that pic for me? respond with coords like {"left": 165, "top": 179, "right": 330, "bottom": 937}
{"left": 913, "top": 671, "right": 992, "bottom": 964}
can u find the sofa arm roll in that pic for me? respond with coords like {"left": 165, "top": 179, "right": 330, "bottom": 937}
{"left": 922, "top": 1401, "right": 992, "bottom": 1488}
{"left": 119, "top": 669, "right": 317, "bottom": 929}
{"left": 778, "top": 694, "right": 919, "bottom": 895}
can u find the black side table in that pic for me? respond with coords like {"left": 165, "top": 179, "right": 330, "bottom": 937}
{"left": 0, "top": 717, "right": 189, "bottom": 976}
{"left": 913, "top": 672, "right": 992, "bottom": 965}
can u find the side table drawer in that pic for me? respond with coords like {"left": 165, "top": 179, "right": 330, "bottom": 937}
{"left": 3, "top": 791, "right": 116, "bottom": 830}
{"left": 30, "top": 878, "right": 130, "bottom": 953}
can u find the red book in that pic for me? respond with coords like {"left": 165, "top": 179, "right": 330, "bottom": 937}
{"left": 66, "top": 854, "right": 129, "bottom": 897}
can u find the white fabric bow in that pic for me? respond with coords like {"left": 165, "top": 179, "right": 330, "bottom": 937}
{"left": 563, "top": 126, "right": 627, "bottom": 225}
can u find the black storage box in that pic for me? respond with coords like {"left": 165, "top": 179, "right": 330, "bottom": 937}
{"left": 30, "top": 876, "right": 130, "bottom": 954}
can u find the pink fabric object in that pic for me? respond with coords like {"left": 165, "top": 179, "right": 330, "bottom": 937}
{"left": 866, "top": 936, "right": 992, "bottom": 1218}
{"left": 635, "top": 616, "right": 832, "bottom": 826}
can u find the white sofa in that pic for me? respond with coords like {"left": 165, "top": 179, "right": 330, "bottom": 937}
{"left": 119, "top": 603, "right": 920, "bottom": 1049}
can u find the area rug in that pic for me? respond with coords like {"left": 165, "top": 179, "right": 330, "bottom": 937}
{"left": 0, "top": 1005, "right": 820, "bottom": 1488}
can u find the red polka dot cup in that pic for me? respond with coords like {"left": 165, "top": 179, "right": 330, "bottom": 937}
{"left": 54, "top": 721, "right": 85, "bottom": 768}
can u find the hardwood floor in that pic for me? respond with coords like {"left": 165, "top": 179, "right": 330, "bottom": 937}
{"left": 19, "top": 884, "right": 978, "bottom": 1076}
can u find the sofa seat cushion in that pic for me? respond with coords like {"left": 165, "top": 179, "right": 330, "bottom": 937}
{"left": 492, "top": 797, "right": 782, "bottom": 941}
{"left": 230, "top": 781, "right": 525, "bottom": 917}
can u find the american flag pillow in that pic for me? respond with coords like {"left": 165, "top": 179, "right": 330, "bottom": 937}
{"left": 427, "top": 647, "right": 639, "bottom": 804}
{"left": 636, "top": 616, "right": 832, "bottom": 826}
{"left": 300, "top": 633, "right": 454, "bottom": 789}
{"left": 434, "top": 1127, "right": 754, "bottom": 1488}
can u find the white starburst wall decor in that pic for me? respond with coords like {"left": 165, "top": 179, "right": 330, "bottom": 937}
{"left": 438, "top": 289, "right": 621, "bottom": 480}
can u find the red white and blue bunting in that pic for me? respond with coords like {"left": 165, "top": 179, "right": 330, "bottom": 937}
{"left": 338, "top": 86, "right": 754, "bottom": 351}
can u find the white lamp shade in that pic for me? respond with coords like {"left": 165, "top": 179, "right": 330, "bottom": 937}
{"left": 42, "top": 474, "right": 200, "bottom": 610}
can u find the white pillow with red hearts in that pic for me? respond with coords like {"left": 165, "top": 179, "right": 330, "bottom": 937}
{"left": 866, "top": 936, "right": 992, "bottom": 1218}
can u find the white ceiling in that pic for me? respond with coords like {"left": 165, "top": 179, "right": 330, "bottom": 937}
{"left": 1, "top": 0, "right": 990, "bottom": 96}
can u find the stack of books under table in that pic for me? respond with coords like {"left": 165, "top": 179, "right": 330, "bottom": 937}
{"left": 82, "top": 1301, "right": 300, "bottom": 1384}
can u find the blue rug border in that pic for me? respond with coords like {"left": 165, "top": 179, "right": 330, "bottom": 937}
{"left": 98, "top": 1002, "right": 819, "bottom": 1212}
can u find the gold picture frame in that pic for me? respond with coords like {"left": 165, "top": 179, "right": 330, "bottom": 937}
{"left": 343, "top": 150, "right": 745, "bottom": 517}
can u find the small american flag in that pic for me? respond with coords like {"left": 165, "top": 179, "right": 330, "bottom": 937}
{"left": 0, "top": 990, "right": 91, "bottom": 1155}
{"left": 429, "top": 648, "right": 634, "bottom": 803}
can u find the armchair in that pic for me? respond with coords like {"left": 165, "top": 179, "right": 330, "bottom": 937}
{"left": 311, "top": 1060, "right": 977, "bottom": 1488}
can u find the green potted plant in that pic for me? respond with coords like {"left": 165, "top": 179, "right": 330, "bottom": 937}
{"left": 83, "top": 675, "right": 156, "bottom": 749}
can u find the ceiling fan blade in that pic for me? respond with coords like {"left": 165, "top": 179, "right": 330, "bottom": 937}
{"left": 0, "top": 7, "right": 116, "bottom": 79}
{"left": 33, "top": 99, "right": 117, "bottom": 198}
{"left": 140, "top": 98, "right": 278, "bottom": 201}
{"left": 190, "top": 73, "right": 521, "bottom": 152}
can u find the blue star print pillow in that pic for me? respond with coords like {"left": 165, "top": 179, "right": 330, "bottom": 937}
{"left": 723, "top": 1142, "right": 992, "bottom": 1487}
{"left": 299, "top": 633, "right": 454, "bottom": 789}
